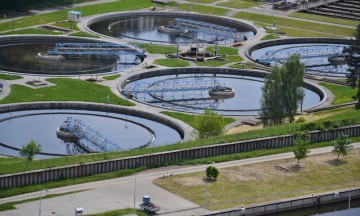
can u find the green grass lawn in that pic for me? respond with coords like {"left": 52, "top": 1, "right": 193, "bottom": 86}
{"left": 0, "top": 0, "right": 154, "bottom": 32}
{"left": 178, "top": 3, "right": 229, "bottom": 16}
{"left": 0, "top": 78, "right": 134, "bottom": 106}
{"left": 68, "top": 31, "right": 100, "bottom": 38}
{"left": 161, "top": 111, "right": 235, "bottom": 128}
{"left": 153, "top": 58, "right": 190, "bottom": 67}
{"left": 196, "top": 56, "right": 243, "bottom": 67}
{"left": 290, "top": 12, "right": 359, "bottom": 27}
{"left": 235, "top": 12, "right": 355, "bottom": 37}
{"left": 261, "top": 34, "right": 280, "bottom": 41}
{"left": 52, "top": 21, "right": 80, "bottom": 31}
{"left": 136, "top": 43, "right": 177, "bottom": 54}
{"left": 187, "top": 0, "right": 218, "bottom": 3}
{"left": 0, "top": 28, "right": 63, "bottom": 35}
{"left": 319, "top": 82, "right": 356, "bottom": 105}
{"left": 217, "top": 0, "right": 261, "bottom": 9}
{"left": 205, "top": 46, "right": 239, "bottom": 55}
{"left": 102, "top": 74, "right": 121, "bottom": 80}
{"left": 154, "top": 149, "right": 360, "bottom": 210}
{"left": 0, "top": 74, "right": 23, "bottom": 80}
{"left": 86, "top": 208, "right": 147, "bottom": 216}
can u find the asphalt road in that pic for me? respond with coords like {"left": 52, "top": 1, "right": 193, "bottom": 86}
{"left": 1, "top": 143, "right": 359, "bottom": 216}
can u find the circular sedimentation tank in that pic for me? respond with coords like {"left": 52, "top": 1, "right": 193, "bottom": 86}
{"left": 0, "top": 107, "right": 183, "bottom": 158}
{"left": 86, "top": 11, "right": 257, "bottom": 44}
{"left": 247, "top": 38, "right": 353, "bottom": 76}
{"left": 0, "top": 35, "right": 144, "bottom": 75}
{"left": 120, "top": 68, "right": 324, "bottom": 116}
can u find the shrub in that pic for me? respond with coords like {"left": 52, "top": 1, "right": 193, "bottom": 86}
{"left": 295, "top": 117, "right": 306, "bottom": 123}
{"left": 206, "top": 166, "right": 219, "bottom": 180}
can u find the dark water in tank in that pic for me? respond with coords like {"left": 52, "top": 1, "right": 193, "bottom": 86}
{"left": 0, "top": 110, "right": 181, "bottom": 158}
{"left": 89, "top": 16, "right": 255, "bottom": 44}
{"left": 126, "top": 74, "right": 321, "bottom": 115}
{"left": 0, "top": 43, "right": 140, "bottom": 75}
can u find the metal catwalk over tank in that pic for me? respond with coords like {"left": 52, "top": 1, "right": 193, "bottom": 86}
{"left": 169, "top": 18, "right": 244, "bottom": 41}
{"left": 62, "top": 117, "right": 122, "bottom": 152}
{"left": 47, "top": 43, "right": 147, "bottom": 58}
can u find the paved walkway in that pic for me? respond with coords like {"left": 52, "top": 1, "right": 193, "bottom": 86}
{"left": 1, "top": 143, "right": 359, "bottom": 216}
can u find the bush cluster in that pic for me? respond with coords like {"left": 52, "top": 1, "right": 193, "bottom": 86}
{"left": 299, "top": 117, "right": 360, "bottom": 131}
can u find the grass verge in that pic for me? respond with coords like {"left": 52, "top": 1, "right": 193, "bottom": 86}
{"left": 161, "top": 111, "right": 236, "bottom": 128}
{"left": 136, "top": 43, "right": 177, "bottom": 54}
{"left": 289, "top": 12, "right": 359, "bottom": 27}
{"left": 319, "top": 82, "right": 356, "bottom": 105}
{"left": 102, "top": 74, "right": 121, "bottom": 81}
{"left": 52, "top": 21, "right": 80, "bottom": 31}
{"left": 196, "top": 56, "right": 243, "bottom": 67}
{"left": 205, "top": 46, "right": 239, "bottom": 55}
{"left": 0, "top": 78, "right": 134, "bottom": 106}
{"left": 153, "top": 59, "right": 190, "bottom": 67}
{"left": 178, "top": 4, "right": 228, "bottom": 16}
{"left": 86, "top": 208, "right": 147, "bottom": 216}
{"left": 261, "top": 34, "right": 280, "bottom": 41}
{"left": 235, "top": 12, "right": 355, "bottom": 37}
{"left": 217, "top": 0, "right": 261, "bottom": 9}
{"left": 0, "top": 28, "right": 63, "bottom": 35}
{"left": 0, "top": 74, "right": 23, "bottom": 80}
{"left": 68, "top": 31, "right": 100, "bottom": 38}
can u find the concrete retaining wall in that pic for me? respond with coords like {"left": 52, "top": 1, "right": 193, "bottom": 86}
{"left": 207, "top": 188, "right": 360, "bottom": 216}
{"left": 1, "top": 103, "right": 359, "bottom": 189}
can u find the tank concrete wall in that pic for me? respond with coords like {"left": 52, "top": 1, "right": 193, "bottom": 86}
{"left": 85, "top": 11, "right": 257, "bottom": 42}
{"left": 207, "top": 188, "right": 360, "bottom": 216}
{"left": 0, "top": 102, "right": 359, "bottom": 189}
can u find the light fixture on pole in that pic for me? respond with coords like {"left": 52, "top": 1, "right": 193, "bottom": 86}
{"left": 39, "top": 188, "right": 49, "bottom": 216}
{"left": 339, "top": 167, "right": 352, "bottom": 209}
{"left": 133, "top": 177, "right": 137, "bottom": 216}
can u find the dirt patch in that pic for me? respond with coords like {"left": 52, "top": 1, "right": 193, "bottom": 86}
{"left": 225, "top": 124, "right": 263, "bottom": 134}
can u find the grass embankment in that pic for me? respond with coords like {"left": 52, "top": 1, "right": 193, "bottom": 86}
{"left": 0, "top": 28, "right": 63, "bottom": 35}
{"left": 136, "top": 43, "right": 177, "bottom": 54}
{"left": 235, "top": 12, "right": 355, "bottom": 37}
{"left": 0, "top": 78, "right": 134, "bottom": 106}
{"left": 0, "top": 74, "right": 22, "bottom": 80}
{"left": 289, "top": 12, "right": 359, "bottom": 27}
{"left": 0, "top": 190, "right": 87, "bottom": 211}
{"left": 102, "top": 74, "right": 121, "bottom": 81}
{"left": 178, "top": 4, "right": 229, "bottom": 16}
{"left": 319, "top": 82, "right": 356, "bottom": 105}
{"left": 0, "top": 0, "right": 154, "bottom": 32}
{"left": 68, "top": 31, "right": 100, "bottom": 38}
{"left": 1, "top": 106, "right": 359, "bottom": 176}
{"left": 154, "top": 149, "right": 360, "bottom": 210}
{"left": 187, "top": 0, "right": 218, "bottom": 3}
{"left": 153, "top": 59, "right": 190, "bottom": 67}
{"left": 217, "top": 0, "right": 261, "bottom": 9}
{"left": 261, "top": 34, "right": 280, "bottom": 41}
{"left": 52, "top": 21, "right": 80, "bottom": 31}
{"left": 205, "top": 46, "right": 239, "bottom": 55}
{"left": 161, "top": 111, "right": 236, "bottom": 128}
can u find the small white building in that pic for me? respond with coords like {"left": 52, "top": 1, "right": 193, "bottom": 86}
{"left": 68, "top": 11, "right": 81, "bottom": 22}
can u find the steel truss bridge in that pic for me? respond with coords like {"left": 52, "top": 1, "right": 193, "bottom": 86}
{"left": 62, "top": 117, "right": 122, "bottom": 152}
{"left": 47, "top": 43, "right": 147, "bottom": 59}
{"left": 125, "top": 77, "right": 224, "bottom": 111}
{"left": 169, "top": 18, "right": 244, "bottom": 41}
{"left": 259, "top": 45, "right": 344, "bottom": 62}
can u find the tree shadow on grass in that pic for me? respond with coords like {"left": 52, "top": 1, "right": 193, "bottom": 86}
{"left": 325, "top": 159, "right": 347, "bottom": 165}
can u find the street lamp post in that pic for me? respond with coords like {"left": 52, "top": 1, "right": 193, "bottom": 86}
{"left": 39, "top": 188, "right": 49, "bottom": 216}
{"left": 339, "top": 167, "right": 352, "bottom": 209}
{"left": 133, "top": 177, "right": 137, "bottom": 216}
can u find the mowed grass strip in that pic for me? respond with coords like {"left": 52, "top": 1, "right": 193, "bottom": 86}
{"left": 235, "top": 12, "right": 355, "bottom": 37}
{"left": 86, "top": 208, "right": 147, "bottom": 216}
{"left": 217, "top": 0, "right": 261, "bottom": 9}
{"left": 153, "top": 58, "right": 190, "bottom": 67}
{"left": 0, "top": 28, "right": 63, "bottom": 35}
{"left": 0, "top": 78, "right": 134, "bottom": 106}
{"left": 205, "top": 46, "right": 239, "bottom": 55}
{"left": 0, "top": 74, "right": 22, "bottom": 80}
{"left": 196, "top": 56, "right": 243, "bottom": 67}
{"left": 161, "top": 111, "right": 236, "bottom": 128}
{"left": 289, "top": 12, "right": 359, "bottom": 27}
{"left": 154, "top": 149, "right": 360, "bottom": 210}
{"left": 319, "top": 82, "right": 356, "bottom": 105}
{"left": 187, "top": 0, "right": 218, "bottom": 3}
{"left": 68, "top": 31, "right": 100, "bottom": 38}
{"left": 0, "top": 0, "right": 153, "bottom": 32}
{"left": 136, "top": 43, "right": 177, "bottom": 54}
{"left": 178, "top": 3, "right": 229, "bottom": 16}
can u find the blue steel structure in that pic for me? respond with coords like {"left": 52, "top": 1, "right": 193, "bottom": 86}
{"left": 260, "top": 45, "right": 344, "bottom": 62}
{"left": 47, "top": 43, "right": 147, "bottom": 58}
{"left": 169, "top": 18, "right": 243, "bottom": 41}
{"left": 61, "top": 117, "right": 122, "bottom": 152}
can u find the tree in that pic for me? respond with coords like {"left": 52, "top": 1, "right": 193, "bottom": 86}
{"left": 332, "top": 132, "right": 353, "bottom": 161}
{"left": 260, "top": 54, "right": 305, "bottom": 126}
{"left": 206, "top": 166, "right": 219, "bottom": 180}
{"left": 293, "top": 133, "right": 310, "bottom": 166}
{"left": 19, "top": 140, "right": 41, "bottom": 161}
{"left": 194, "top": 108, "right": 225, "bottom": 139}
{"left": 343, "top": 24, "right": 360, "bottom": 109}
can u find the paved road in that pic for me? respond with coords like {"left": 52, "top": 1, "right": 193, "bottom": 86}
{"left": 1, "top": 143, "right": 359, "bottom": 216}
